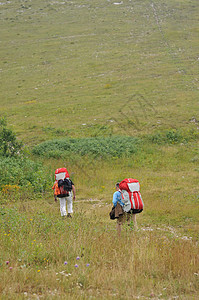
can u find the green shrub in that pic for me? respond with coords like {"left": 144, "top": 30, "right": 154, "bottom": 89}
{"left": 0, "top": 117, "right": 23, "bottom": 157}
{"left": 0, "top": 118, "right": 52, "bottom": 193}
{"left": 146, "top": 129, "right": 198, "bottom": 145}
{"left": 0, "top": 156, "right": 52, "bottom": 193}
{"left": 32, "top": 136, "right": 140, "bottom": 158}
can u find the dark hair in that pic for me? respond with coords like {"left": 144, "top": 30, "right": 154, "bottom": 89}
{"left": 115, "top": 182, "right": 120, "bottom": 188}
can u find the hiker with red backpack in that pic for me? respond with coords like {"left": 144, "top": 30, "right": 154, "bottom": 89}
{"left": 111, "top": 178, "right": 144, "bottom": 236}
{"left": 52, "top": 168, "right": 76, "bottom": 218}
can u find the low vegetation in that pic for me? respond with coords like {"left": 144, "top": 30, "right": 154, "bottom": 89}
{"left": 32, "top": 136, "right": 140, "bottom": 158}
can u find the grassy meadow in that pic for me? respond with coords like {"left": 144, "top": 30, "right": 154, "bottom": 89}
{"left": 0, "top": 0, "right": 199, "bottom": 299}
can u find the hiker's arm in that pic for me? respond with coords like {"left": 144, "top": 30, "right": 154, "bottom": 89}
{"left": 72, "top": 185, "right": 76, "bottom": 200}
{"left": 112, "top": 192, "right": 117, "bottom": 207}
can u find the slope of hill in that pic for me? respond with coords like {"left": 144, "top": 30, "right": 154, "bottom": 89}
{"left": 1, "top": 0, "right": 198, "bottom": 144}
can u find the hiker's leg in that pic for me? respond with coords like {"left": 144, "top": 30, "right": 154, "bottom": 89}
{"left": 60, "top": 198, "right": 67, "bottom": 217}
{"left": 117, "top": 214, "right": 125, "bottom": 237}
{"left": 127, "top": 213, "right": 131, "bottom": 225}
{"left": 117, "top": 223, "right": 122, "bottom": 237}
{"left": 132, "top": 214, "right": 138, "bottom": 230}
{"left": 67, "top": 192, "right": 73, "bottom": 214}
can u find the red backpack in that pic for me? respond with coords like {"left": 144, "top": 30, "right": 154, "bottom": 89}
{"left": 119, "top": 178, "right": 144, "bottom": 212}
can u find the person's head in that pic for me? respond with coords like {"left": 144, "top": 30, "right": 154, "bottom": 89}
{"left": 115, "top": 182, "right": 120, "bottom": 191}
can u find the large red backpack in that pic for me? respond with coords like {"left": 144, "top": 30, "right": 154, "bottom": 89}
{"left": 119, "top": 178, "right": 144, "bottom": 212}
{"left": 55, "top": 168, "right": 70, "bottom": 198}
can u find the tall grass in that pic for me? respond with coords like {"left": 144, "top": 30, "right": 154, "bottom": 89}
{"left": 0, "top": 200, "right": 198, "bottom": 299}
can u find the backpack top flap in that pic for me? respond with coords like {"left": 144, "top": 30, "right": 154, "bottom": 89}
{"left": 55, "top": 168, "right": 70, "bottom": 181}
{"left": 119, "top": 178, "right": 140, "bottom": 192}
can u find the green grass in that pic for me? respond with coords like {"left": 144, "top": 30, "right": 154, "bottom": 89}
{"left": 0, "top": 0, "right": 199, "bottom": 298}
{"left": 1, "top": 0, "right": 198, "bottom": 144}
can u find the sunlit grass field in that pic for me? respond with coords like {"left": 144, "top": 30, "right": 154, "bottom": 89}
{"left": 0, "top": 0, "right": 199, "bottom": 299}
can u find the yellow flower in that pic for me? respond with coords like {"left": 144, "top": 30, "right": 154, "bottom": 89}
{"left": 37, "top": 270, "right": 40, "bottom": 273}
{"left": 1, "top": 184, "right": 20, "bottom": 194}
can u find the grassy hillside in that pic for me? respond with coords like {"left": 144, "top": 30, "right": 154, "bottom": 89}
{"left": 1, "top": 0, "right": 198, "bottom": 144}
{"left": 0, "top": 0, "right": 199, "bottom": 299}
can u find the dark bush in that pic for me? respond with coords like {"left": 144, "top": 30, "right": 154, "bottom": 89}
{"left": 0, "top": 118, "right": 23, "bottom": 157}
